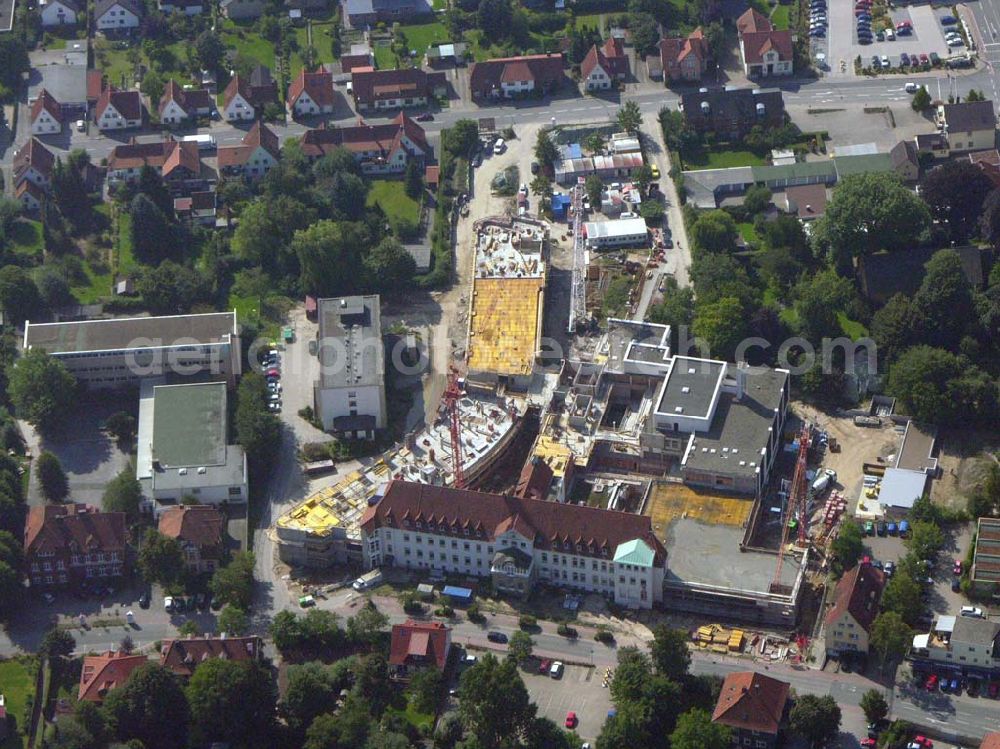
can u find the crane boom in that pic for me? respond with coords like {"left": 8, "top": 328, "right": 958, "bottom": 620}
{"left": 444, "top": 368, "right": 466, "bottom": 489}
{"left": 771, "top": 425, "right": 811, "bottom": 592}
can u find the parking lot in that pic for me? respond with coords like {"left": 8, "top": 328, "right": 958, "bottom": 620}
{"left": 521, "top": 662, "right": 612, "bottom": 742}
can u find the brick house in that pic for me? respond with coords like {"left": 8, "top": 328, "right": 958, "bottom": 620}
{"left": 736, "top": 9, "right": 793, "bottom": 78}
{"left": 350, "top": 67, "right": 447, "bottom": 111}
{"left": 680, "top": 87, "right": 785, "bottom": 138}
{"left": 388, "top": 620, "right": 451, "bottom": 680}
{"left": 157, "top": 505, "right": 226, "bottom": 574}
{"left": 79, "top": 651, "right": 148, "bottom": 702}
{"left": 299, "top": 112, "right": 429, "bottom": 174}
{"left": 24, "top": 504, "right": 127, "bottom": 587}
{"left": 824, "top": 562, "right": 885, "bottom": 657}
{"left": 159, "top": 635, "right": 262, "bottom": 678}
{"left": 468, "top": 54, "right": 564, "bottom": 100}
{"left": 580, "top": 38, "right": 629, "bottom": 91}
{"left": 106, "top": 138, "right": 202, "bottom": 191}
{"left": 712, "top": 671, "right": 790, "bottom": 749}
{"left": 658, "top": 29, "right": 709, "bottom": 82}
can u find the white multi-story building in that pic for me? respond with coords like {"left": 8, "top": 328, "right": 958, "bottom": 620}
{"left": 360, "top": 480, "right": 667, "bottom": 609}
{"left": 313, "top": 295, "right": 386, "bottom": 439}
{"left": 23, "top": 312, "right": 242, "bottom": 389}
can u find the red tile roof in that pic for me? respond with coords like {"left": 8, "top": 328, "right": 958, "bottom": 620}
{"left": 982, "top": 732, "right": 1000, "bottom": 749}
{"left": 217, "top": 120, "right": 280, "bottom": 168}
{"left": 361, "top": 480, "right": 667, "bottom": 564}
{"left": 389, "top": 620, "right": 451, "bottom": 671}
{"left": 25, "top": 504, "right": 127, "bottom": 558}
{"left": 158, "top": 505, "right": 224, "bottom": 549}
{"left": 341, "top": 52, "right": 374, "bottom": 72}
{"left": 470, "top": 54, "right": 564, "bottom": 97}
{"left": 13, "top": 137, "right": 55, "bottom": 181}
{"left": 287, "top": 69, "right": 334, "bottom": 109}
{"left": 581, "top": 38, "right": 629, "bottom": 80}
{"left": 159, "top": 80, "right": 215, "bottom": 117}
{"left": 741, "top": 30, "right": 794, "bottom": 64}
{"left": 825, "top": 562, "right": 885, "bottom": 632}
{"left": 660, "top": 28, "right": 709, "bottom": 71}
{"left": 351, "top": 68, "right": 446, "bottom": 107}
{"left": 424, "top": 164, "right": 439, "bottom": 185}
{"left": 107, "top": 139, "right": 199, "bottom": 178}
{"left": 96, "top": 88, "right": 143, "bottom": 121}
{"left": 737, "top": 7, "right": 772, "bottom": 34}
{"left": 159, "top": 635, "right": 262, "bottom": 678}
{"left": 222, "top": 73, "right": 278, "bottom": 112}
{"left": 16, "top": 179, "right": 46, "bottom": 203}
{"left": 87, "top": 70, "right": 106, "bottom": 103}
{"left": 79, "top": 652, "right": 148, "bottom": 702}
{"left": 514, "top": 457, "right": 553, "bottom": 501}
{"left": 30, "top": 89, "right": 62, "bottom": 124}
{"left": 299, "top": 112, "right": 428, "bottom": 161}
{"left": 712, "top": 671, "right": 789, "bottom": 735}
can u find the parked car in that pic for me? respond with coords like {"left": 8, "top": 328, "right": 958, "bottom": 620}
{"left": 487, "top": 631, "right": 508, "bottom": 643}
{"left": 954, "top": 559, "right": 963, "bottom": 575}
{"left": 876, "top": 521, "right": 887, "bottom": 536}
{"left": 164, "top": 595, "right": 175, "bottom": 612}
{"left": 811, "top": 28, "right": 827, "bottom": 36}
{"left": 539, "top": 659, "right": 552, "bottom": 674}
{"left": 897, "top": 25, "right": 912, "bottom": 34}
{"left": 961, "top": 605, "right": 985, "bottom": 618}
{"left": 884, "top": 561, "right": 896, "bottom": 577}
{"left": 861, "top": 740, "right": 877, "bottom": 749}
{"left": 550, "top": 661, "right": 565, "bottom": 678}
{"left": 415, "top": 112, "right": 434, "bottom": 121}
{"left": 887, "top": 522, "right": 898, "bottom": 535}
{"left": 900, "top": 52, "right": 910, "bottom": 66}
{"left": 565, "top": 712, "right": 577, "bottom": 729}
{"left": 989, "top": 681, "right": 999, "bottom": 698}
{"left": 941, "top": 14, "right": 957, "bottom": 24}
{"left": 881, "top": 55, "right": 891, "bottom": 67}
{"left": 952, "top": 578, "right": 961, "bottom": 592}
{"left": 138, "top": 590, "right": 150, "bottom": 609}
{"left": 919, "top": 53, "right": 930, "bottom": 64}
{"left": 865, "top": 520, "right": 876, "bottom": 535}
{"left": 929, "top": 51, "right": 941, "bottom": 64}
{"left": 925, "top": 674, "right": 938, "bottom": 691}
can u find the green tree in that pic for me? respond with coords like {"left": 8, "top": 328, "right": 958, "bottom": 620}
{"left": 650, "top": 625, "right": 690, "bottom": 679}
{"left": 458, "top": 654, "right": 536, "bottom": 749}
{"left": 282, "top": 661, "right": 337, "bottom": 733}
{"left": 689, "top": 210, "right": 738, "bottom": 254}
{"left": 235, "top": 372, "right": 281, "bottom": 477}
{"left": 303, "top": 713, "right": 341, "bottom": 749}
{"left": 50, "top": 153, "right": 92, "bottom": 234}
{"left": 39, "top": 627, "right": 75, "bottom": 658}
{"left": 830, "top": 522, "right": 864, "bottom": 574}
{"left": 507, "top": 630, "right": 534, "bottom": 663}
{"left": 209, "top": 551, "right": 255, "bottom": 611}
{"left": 408, "top": 667, "right": 444, "bottom": 714}
{"left": 534, "top": 128, "right": 559, "bottom": 170}
{"left": 405, "top": 158, "right": 424, "bottom": 199}
{"left": 231, "top": 196, "right": 315, "bottom": 277}
{"left": 0, "top": 531, "right": 21, "bottom": 619}
{"left": 346, "top": 604, "right": 389, "bottom": 646}
{"left": 627, "top": 11, "right": 658, "bottom": 53}
{"left": 195, "top": 30, "right": 226, "bottom": 73}
{"left": 859, "top": 689, "right": 888, "bottom": 724}
{"left": 881, "top": 570, "right": 924, "bottom": 626}
{"left": 912, "top": 249, "right": 977, "bottom": 349}
{"left": 609, "top": 647, "right": 653, "bottom": 704}
{"left": 137, "top": 165, "right": 174, "bottom": 217}
{"left": 10, "top": 350, "right": 76, "bottom": 432}
{"left": 294, "top": 220, "right": 368, "bottom": 297}
{"left": 217, "top": 604, "right": 249, "bottom": 636}
{"left": 103, "top": 663, "right": 190, "bottom": 749}
{"left": 692, "top": 296, "right": 748, "bottom": 361}
{"left": 140, "top": 70, "right": 166, "bottom": 114}
{"left": 908, "top": 520, "right": 945, "bottom": 560}
{"left": 135, "top": 261, "right": 209, "bottom": 315}
{"left": 793, "top": 268, "right": 855, "bottom": 343}
{"left": 0, "top": 265, "right": 40, "bottom": 323}
{"left": 585, "top": 174, "right": 603, "bottom": 208}
{"left": 0, "top": 37, "right": 30, "bottom": 94}
{"left": 129, "top": 194, "right": 174, "bottom": 264}
{"left": 102, "top": 465, "right": 143, "bottom": 515}
{"left": 789, "top": 694, "right": 841, "bottom": 748}
{"left": 476, "top": 0, "right": 513, "bottom": 42}
{"left": 911, "top": 86, "right": 931, "bottom": 111}
{"left": 870, "top": 294, "right": 922, "bottom": 368}
{"left": 743, "top": 184, "right": 772, "bottom": 216}
{"left": 36, "top": 451, "right": 68, "bottom": 502}
{"left": 888, "top": 345, "right": 995, "bottom": 426}
{"left": 870, "top": 611, "right": 912, "bottom": 671}
{"left": 364, "top": 237, "right": 416, "bottom": 295}
{"left": 617, "top": 100, "right": 642, "bottom": 134}
{"left": 137, "top": 529, "right": 184, "bottom": 586}
{"left": 920, "top": 161, "right": 994, "bottom": 243}
{"left": 812, "top": 172, "right": 931, "bottom": 272}
{"left": 105, "top": 411, "right": 137, "bottom": 447}
{"left": 980, "top": 188, "right": 1000, "bottom": 245}
{"left": 669, "top": 708, "right": 731, "bottom": 749}
{"left": 186, "top": 660, "right": 276, "bottom": 746}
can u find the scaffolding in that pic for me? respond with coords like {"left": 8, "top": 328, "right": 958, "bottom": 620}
{"left": 568, "top": 180, "right": 587, "bottom": 333}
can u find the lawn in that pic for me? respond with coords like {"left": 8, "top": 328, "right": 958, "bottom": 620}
{"left": 736, "top": 221, "right": 759, "bottom": 245}
{"left": 397, "top": 21, "right": 449, "bottom": 57}
{"left": 367, "top": 180, "right": 420, "bottom": 225}
{"left": 291, "top": 21, "right": 337, "bottom": 77}
{"left": 0, "top": 657, "right": 37, "bottom": 749}
{"left": 374, "top": 41, "right": 397, "bottom": 70}
{"left": 220, "top": 20, "right": 277, "bottom": 71}
{"left": 573, "top": 12, "right": 606, "bottom": 31}
{"left": 71, "top": 263, "right": 114, "bottom": 304}
{"left": 9, "top": 220, "right": 43, "bottom": 258}
{"left": 838, "top": 311, "right": 869, "bottom": 339}
{"left": 94, "top": 42, "right": 135, "bottom": 89}
{"left": 386, "top": 694, "right": 434, "bottom": 734}
{"left": 681, "top": 147, "right": 766, "bottom": 169}
{"left": 770, "top": 3, "right": 791, "bottom": 29}
{"left": 116, "top": 211, "right": 137, "bottom": 277}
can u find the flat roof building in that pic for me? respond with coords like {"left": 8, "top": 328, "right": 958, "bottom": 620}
{"left": 583, "top": 217, "right": 648, "bottom": 249}
{"left": 137, "top": 381, "right": 248, "bottom": 508}
{"left": 313, "top": 295, "right": 386, "bottom": 438}
{"left": 23, "top": 312, "right": 241, "bottom": 389}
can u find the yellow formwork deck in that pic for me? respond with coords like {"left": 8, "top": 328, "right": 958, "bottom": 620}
{"left": 645, "top": 482, "right": 753, "bottom": 533}
{"left": 532, "top": 434, "right": 574, "bottom": 478}
{"left": 467, "top": 277, "right": 544, "bottom": 376}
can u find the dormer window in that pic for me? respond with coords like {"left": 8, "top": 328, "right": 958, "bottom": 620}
{"left": 416, "top": 521, "right": 423, "bottom": 529}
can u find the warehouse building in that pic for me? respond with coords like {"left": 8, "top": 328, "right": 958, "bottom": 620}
{"left": 23, "top": 312, "right": 241, "bottom": 389}
{"left": 583, "top": 217, "right": 649, "bottom": 249}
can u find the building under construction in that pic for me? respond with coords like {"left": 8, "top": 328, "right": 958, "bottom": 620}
{"left": 466, "top": 218, "right": 547, "bottom": 391}
{"left": 274, "top": 392, "right": 522, "bottom": 568}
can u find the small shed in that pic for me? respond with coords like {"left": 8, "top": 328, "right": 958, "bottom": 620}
{"left": 425, "top": 165, "right": 440, "bottom": 191}
{"left": 442, "top": 585, "right": 473, "bottom": 603}
{"left": 305, "top": 295, "right": 318, "bottom": 321}
{"left": 551, "top": 193, "right": 571, "bottom": 220}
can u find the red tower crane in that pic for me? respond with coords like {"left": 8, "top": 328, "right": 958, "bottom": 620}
{"left": 443, "top": 367, "right": 466, "bottom": 489}
{"left": 771, "top": 425, "right": 812, "bottom": 592}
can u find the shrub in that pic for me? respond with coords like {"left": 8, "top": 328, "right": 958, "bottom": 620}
{"left": 402, "top": 592, "right": 425, "bottom": 615}
{"left": 467, "top": 603, "right": 486, "bottom": 623}
{"left": 595, "top": 627, "right": 615, "bottom": 644}
{"left": 518, "top": 614, "right": 537, "bottom": 630}
{"left": 557, "top": 623, "right": 578, "bottom": 638}
{"left": 434, "top": 605, "right": 454, "bottom": 618}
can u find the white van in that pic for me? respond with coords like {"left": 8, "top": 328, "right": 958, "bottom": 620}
{"left": 352, "top": 569, "right": 383, "bottom": 591}
{"left": 493, "top": 138, "right": 506, "bottom": 155}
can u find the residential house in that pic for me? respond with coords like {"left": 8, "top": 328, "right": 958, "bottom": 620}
{"left": 16, "top": 180, "right": 46, "bottom": 213}
{"left": 95, "top": 88, "right": 143, "bottom": 130}
{"left": 912, "top": 614, "right": 1000, "bottom": 674}
{"left": 890, "top": 139, "right": 920, "bottom": 182}
{"left": 359, "top": 479, "right": 668, "bottom": 609}
{"left": 736, "top": 8, "right": 793, "bottom": 78}
{"left": 158, "top": 505, "right": 226, "bottom": 573}
{"left": 94, "top": 0, "right": 142, "bottom": 31}
{"left": 12, "top": 138, "right": 55, "bottom": 190}
{"left": 680, "top": 87, "right": 785, "bottom": 139}
{"left": 658, "top": 29, "right": 709, "bottom": 82}
{"left": 469, "top": 54, "right": 564, "bottom": 100}
{"left": 174, "top": 190, "right": 218, "bottom": 226}
{"left": 299, "top": 112, "right": 429, "bottom": 174}
{"left": 79, "top": 652, "right": 148, "bottom": 702}
{"left": 388, "top": 621, "right": 452, "bottom": 680}
{"left": 221, "top": 67, "right": 277, "bottom": 121}
{"left": 219, "top": 0, "right": 266, "bottom": 19}
{"left": 106, "top": 138, "right": 202, "bottom": 190}
{"left": 159, "top": 0, "right": 204, "bottom": 13}
{"left": 39, "top": 0, "right": 80, "bottom": 26}
{"left": 87, "top": 70, "right": 106, "bottom": 108}
{"left": 342, "top": 0, "right": 431, "bottom": 29}
{"left": 24, "top": 504, "right": 127, "bottom": 587}
{"left": 287, "top": 69, "right": 335, "bottom": 117}
{"left": 781, "top": 183, "right": 827, "bottom": 221}
{"left": 351, "top": 67, "right": 447, "bottom": 111}
{"left": 938, "top": 100, "right": 997, "bottom": 152}
{"left": 158, "top": 80, "right": 215, "bottom": 124}
{"left": 983, "top": 733, "right": 1000, "bottom": 749}
{"left": 580, "top": 38, "right": 629, "bottom": 91}
{"left": 712, "top": 671, "right": 790, "bottom": 749}
{"left": 341, "top": 48, "right": 375, "bottom": 73}
{"left": 159, "top": 635, "right": 262, "bottom": 678}
{"left": 857, "top": 245, "right": 991, "bottom": 305}
{"left": 824, "top": 562, "right": 885, "bottom": 657}
{"left": 217, "top": 120, "right": 280, "bottom": 179}
{"left": 30, "top": 89, "right": 62, "bottom": 135}
{"left": 970, "top": 149, "right": 1000, "bottom": 187}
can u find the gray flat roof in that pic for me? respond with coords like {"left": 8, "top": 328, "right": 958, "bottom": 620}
{"left": 317, "top": 296, "right": 383, "bottom": 390}
{"left": 659, "top": 357, "right": 725, "bottom": 420}
{"left": 25, "top": 312, "right": 237, "bottom": 354}
{"left": 877, "top": 467, "right": 928, "bottom": 510}
{"left": 683, "top": 366, "right": 788, "bottom": 478}
{"left": 664, "top": 518, "right": 800, "bottom": 593}
{"left": 896, "top": 422, "right": 936, "bottom": 472}
{"left": 28, "top": 63, "right": 88, "bottom": 105}
{"left": 952, "top": 616, "right": 1000, "bottom": 646}
{"left": 152, "top": 382, "right": 227, "bottom": 468}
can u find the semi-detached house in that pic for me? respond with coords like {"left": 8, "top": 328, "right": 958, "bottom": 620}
{"left": 217, "top": 120, "right": 280, "bottom": 179}
{"left": 580, "top": 38, "right": 629, "bottom": 91}
{"left": 287, "top": 69, "right": 335, "bottom": 117}
{"left": 937, "top": 100, "right": 997, "bottom": 153}
{"left": 95, "top": 88, "right": 143, "bottom": 131}
{"left": 469, "top": 53, "right": 564, "bottom": 100}
{"left": 360, "top": 480, "right": 667, "bottom": 609}
{"left": 30, "top": 89, "right": 62, "bottom": 135}
{"left": 350, "top": 67, "right": 447, "bottom": 111}
{"left": 95, "top": 0, "right": 142, "bottom": 30}
{"left": 40, "top": 0, "right": 81, "bottom": 26}
{"left": 299, "top": 112, "right": 429, "bottom": 174}
{"left": 158, "top": 80, "right": 215, "bottom": 124}
{"left": 106, "top": 138, "right": 202, "bottom": 189}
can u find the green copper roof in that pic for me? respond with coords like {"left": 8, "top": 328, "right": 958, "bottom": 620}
{"left": 613, "top": 539, "right": 654, "bottom": 567}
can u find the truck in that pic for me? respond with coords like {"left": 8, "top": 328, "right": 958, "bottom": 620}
{"left": 179, "top": 133, "right": 216, "bottom": 151}
{"left": 811, "top": 468, "right": 837, "bottom": 497}
{"left": 352, "top": 569, "right": 383, "bottom": 591}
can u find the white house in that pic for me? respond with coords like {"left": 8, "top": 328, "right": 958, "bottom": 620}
{"left": 95, "top": 0, "right": 142, "bottom": 31}
{"left": 216, "top": 121, "right": 280, "bottom": 180}
{"left": 29, "top": 90, "right": 62, "bottom": 135}
{"left": 40, "top": 0, "right": 80, "bottom": 26}
{"left": 158, "top": 81, "right": 215, "bottom": 125}
{"left": 287, "top": 70, "right": 334, "bottom": 118}
{"left": 95, "top": 89, "right": 143, "bottom": 131}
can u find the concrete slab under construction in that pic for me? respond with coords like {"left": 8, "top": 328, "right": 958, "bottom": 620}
{"left": 468, "top": 278, "right": 545, "bottom": 377}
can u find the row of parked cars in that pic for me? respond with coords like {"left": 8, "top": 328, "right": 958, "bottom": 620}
{"left": 809, "top": 0, "right": 827, "bottom": 37}
{"left": 264, "top": 349, "right": 282, "bottom": 413}
{"left": 923, "top": 672, "right": 1000, "bottom": 697}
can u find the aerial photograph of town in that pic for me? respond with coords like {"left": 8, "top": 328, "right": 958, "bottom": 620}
{"left": 0, "top": 0, "right": 999, "bottom": 746}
